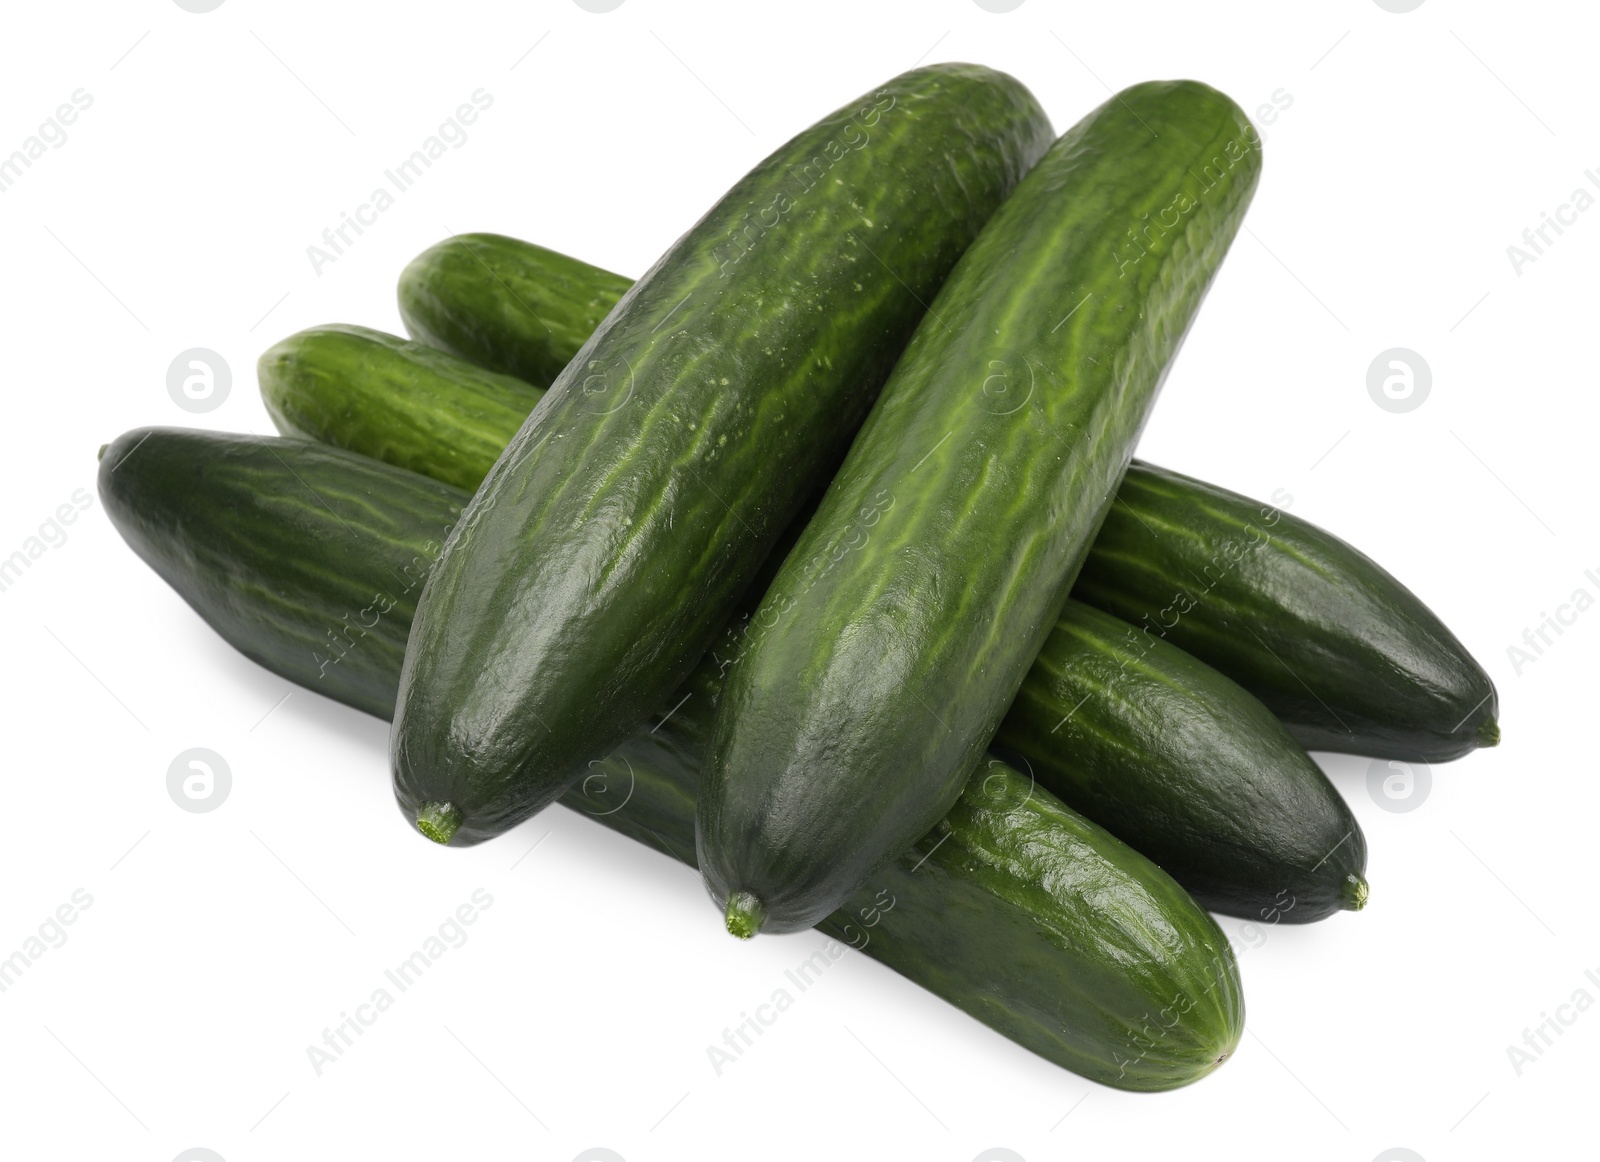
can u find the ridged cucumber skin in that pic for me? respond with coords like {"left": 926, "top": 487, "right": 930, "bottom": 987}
{"left": 378, "top": 231, "right": 1502, "bottom": 763}
{"left": 259, "top": 324, "right": 546, "bottom": 493}
{"left": 258, "top": 343, "right": 1371, "bottom": 926}
{"left": 699, "top": 80, "right": 1264, "bottom": 934}
{"left": 399, "top": 235, "right": 631, "bottom": 388}
{"left": 1075, "top": 462, "right": 1499, "bottom": 761}
{"left": 262, "top": 325, "right": 1494, "bottom": 768}
{"left": 394, "top": 65, "right": 1056, "bottom": 845}
{"left": 997, "top": 600, "right": 1367, "bottom": 921}
{"left": 101, "top": 427, "right": 1242, "bottom": 1092}
{"left": 96, "top": 427, "right": 463, "bottom": 719}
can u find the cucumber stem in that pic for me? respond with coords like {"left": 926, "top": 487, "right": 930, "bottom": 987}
{"left": 724, "top": 891, "right": 767, "bottom": 939}
{"left": 1478, "top": 718, "right": 1501, "bottom": 748}
{"left": 416, "top": 802, "right": 462, "bottom": 845}
{"left": 1341, "top": 873, "right": 1369, "bottom": 912}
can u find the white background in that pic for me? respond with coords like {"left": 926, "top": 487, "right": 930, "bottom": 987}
{"left": 0, "top": 2, "right": 1593, "bottom": 1160}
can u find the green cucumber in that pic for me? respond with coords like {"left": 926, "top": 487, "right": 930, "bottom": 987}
{"left": 251, "top": 330, "right": 1371, "bottom": 923}
{"left": 258, "top": 324, "right": 545, "bottom": 492}
{"left": 99, "top": 426, "right": 1243, "bottom": 1092}
{"left": 700, "top": 80, "right": 1264, "bottom": 935}
{"left": 394, "top": 65, "right": 1055, "bottom": 845}
{"left": 392, "top": 234, "right": 1499, "bottom": 762}
{"left": 96, "top": 427, "right": 462, "bottom": 719}
{"left": 1074, "top": 461, "right": 1499, "bottom": 761}
{"left": 996, "top": 600, "right": 1366, "bottom": 921}
{"left": 399, "top": 234, "right": 630, "bottom": 388}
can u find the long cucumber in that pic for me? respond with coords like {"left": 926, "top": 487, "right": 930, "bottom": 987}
{"left": 700, "top": 80, "right": 1264, "bottom": 935}
{"left": 398, "top": 234, "right": 630, "bottom": 389}
{"left": 1074, "top": 462, "right": 1499, "bottom": 761}
{"left": 98, "top": 426, "right": 1243, "bottom": 1092}
{"left": 257, "top": 325, "right": 1371, "bottom": 921}
{"left": 260, "top": 324, "right": 543, "bottom": 492}
{"left": 393, "top": 64, "right": 1056, "bottom": 846}
{"left": 272, "top": 240, "right": 1501, "bottom": 762}
{"left": 995, "top": 601, "right": 1366, "bottom": 921}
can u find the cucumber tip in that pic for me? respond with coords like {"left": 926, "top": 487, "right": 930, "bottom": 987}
{"left": 1478, "top": 718, "right": 1501, "bottom": 748}
{"left": 415, "top": 802, "right": 462, "bottom": 845}
{"left": 724, "top": 890, "right": 767, "bottom": 940}
{"left": 1341, "top": 873, "right": 1369, "bottom": 912}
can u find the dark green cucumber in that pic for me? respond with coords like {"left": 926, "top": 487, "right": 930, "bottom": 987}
{"left": 997, "top": 600, "right": 1366, "bottom": 922}
{"left": 259, "top": 324, "right": 545, "bottom": 492}
{"left": 256, "top": 339, "right": 1372, "bottom": 924}
{"left": 394, "top": 65, "right": 1055, "bottom": 846}
{"left": 392, "top": 234, "right": 1500, "bottom": 763}
{"left": 99, "top": 426, "right": 1242, "bottom": 1092}
{"left": 96, "top": 427, "right": 461, "bottom": 718}
{"left": 399, "top": 235, "right": 630, "bottom": 388}
{"left": 1075, "top": 461, "right": 1499, "bottom": 761}
{"left": 700, "top": 80, "right": 1264, "bottom": 935}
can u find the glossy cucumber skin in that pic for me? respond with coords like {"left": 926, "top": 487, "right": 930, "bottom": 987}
{"left": 399, "top": 235, "right": 631, "bottom": 388}
{"left": 698, "top": 80, "right": 1264, "bottom": 934}
{"left": 260, "top": 337, "right": 1372, "bottom": 925}
{"left": 997, "top": 601, "right": 1366, "bottom": 922}
{"left": 383, "top": 232, "right": 1501, "bottom": 764}
{"left": 1075, "top": 461, "right": 1499, "bottom": 761}
{"left": 394, "top": 65, "right": 1056, "bottom": 845}
{"left": 259, "top": 324, "right": 545, "bottom": 493}
{"left": 96, "top": 428, "right": 463, "bottom": 719}
{"left": 100, "top": 427, "right": 1242, "bottom": 1092}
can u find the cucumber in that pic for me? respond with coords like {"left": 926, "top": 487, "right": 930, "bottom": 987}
{"left": 99, "top": 426, "right": 1243, "bottom": 1092}
{"left": 250, "top": 333, "right": 1372, "bottom": 923}
{"left": 997, "top": 601, "right": 1366, "bottom": 921}
{"left": 394, "top": 65, "right": 1056, "bottom": 846}
{"left": 399, "top": 235, "right": 630, "bottom": 388}
{"left": 388, "top": 233, "right": 1499, "bottom": 762}
{"left": 259, "top": 324, "right": 545, "bottom": 492}
{"left": 1074, "top": 461, "right": 1499, "bottom": 761}
{"left": 95, "top": 427, "right": 462, "bottom": 719}
{"left": 699, "top": 80, "right": 1264, "bottom": 935}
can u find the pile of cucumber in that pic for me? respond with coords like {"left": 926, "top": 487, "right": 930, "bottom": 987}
{"left": 99, "top": 66, "right": 1496, "bottom": 1092}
